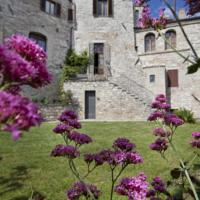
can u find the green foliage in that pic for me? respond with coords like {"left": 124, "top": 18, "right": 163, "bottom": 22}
{"left": 59, "top": 49, "right": 89, "bottom": 104}
{"left": 187, "top": 58, "right": 200, "bottom": 74}
{"left": 62, "top": 49, "right": 89, "bottom": 81}
{"left": 174, "top": 108, "right": 196, "bottom": 124}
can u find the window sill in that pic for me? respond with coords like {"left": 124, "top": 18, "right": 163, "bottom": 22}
{"left": 138, "top": 48, "right": 190, "bottom": 56}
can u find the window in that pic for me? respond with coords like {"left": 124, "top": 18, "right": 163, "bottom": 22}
{"left": 41, "top": 0, "right": 61, "bottom": 17}
{"left": 93, "top": 0, "right": 113, "bottom": 17}
{"left": 165, "top": 30, "right": 176, "bottom": 49}
{"left": 149, "top": 74, "right": 155, "bottom": 83}
{"left": 134, "top": 10, "right": 139, "bottom": 27}
{"left": 94, "top": 43, "right": 104, "bottom": 74}
{"left": 29, "top": 32, "right": 47, "bottom": 51}
{"left": 145, "top": 33, "right": 156, "bottom": 52}
{"left": 167, "top": 69, "right": 178, "bottom": 87}
{"left": 68, "top": 9, "right": 73, "bottom": 21}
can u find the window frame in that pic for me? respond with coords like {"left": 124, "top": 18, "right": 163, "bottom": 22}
{"left": 29, "top": 32, "right": 47, "bottom": 51}
{"left": 165, "top": 30, "right": 176, "bottom": 50}
{"left": 41, "top": 0, "right": 61, "bottom": 17}
{"left": 93, "top": 0, "right": 113, "bottom": 17}
{"left": 144, "top": 33, "right": 156, "bottom": 53}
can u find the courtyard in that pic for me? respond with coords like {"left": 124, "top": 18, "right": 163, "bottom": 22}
{"left": 0, "top": 122, "right": 199, "bottom": 199}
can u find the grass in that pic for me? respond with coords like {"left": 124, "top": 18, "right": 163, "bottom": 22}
{"left": 0, "top": 121, "right": 200, "bottom": 200}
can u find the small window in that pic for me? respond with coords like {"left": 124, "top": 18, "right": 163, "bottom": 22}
{"left": 165, "top": 30, "right": 176, "bottom": 49}
{"left": 68, "top": 9, "right": 73, "bottom": 21}
{"left": 149, "top": 74, "right": 155, "bottom": 83}
{"left": 93, "top": 0, "right": 113, "bottom": 17}
{"left": 134, "top": 10, "right": 139, "bottom": 27}
{"left": 41, "top": 0, "right": 61, "bottom": 17}
{"left": 145, "top": 33, "right": 156, "bottom": 52}
{"left": 94, "top": 43, "right": 104, "bottom": 74}
{"left": 167, "top": 69, "right": 178, "bottom": 87}
{"left": 29, "top": 32, "right": 47, "bottom": 51}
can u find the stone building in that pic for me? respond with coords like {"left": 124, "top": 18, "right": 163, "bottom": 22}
{"left": 64, "top": 0, "right": 200, "bottom": 120}
{"left": 0, "top": 0, "right": 74, "bottom": 101}
{"left": 1, "top": 0, "right": 200, "bottom": 120}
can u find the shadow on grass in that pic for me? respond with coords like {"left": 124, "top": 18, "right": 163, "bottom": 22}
{"left": 0, "top": 165, "right": 30, "bottom": 197}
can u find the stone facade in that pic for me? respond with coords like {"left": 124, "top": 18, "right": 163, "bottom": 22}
{"left": 0, "top": 0, "right": 73, "bottom": 100}
{"left": 1, "top": 0, "right": 200, "bottom": 121}
{"left": 135, "top": 17, "right": 200, "bottom": 118}
{"left": 64, "top": 1, "right": 200, "bottom": 120}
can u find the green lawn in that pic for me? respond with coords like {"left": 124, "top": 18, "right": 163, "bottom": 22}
{"left": 0, "top": 122, "right": 199, "bottom": 200}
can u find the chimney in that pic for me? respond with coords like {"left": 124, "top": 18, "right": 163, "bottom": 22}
{"left": 178, "top": 8, "right": 186, "bottom": 19}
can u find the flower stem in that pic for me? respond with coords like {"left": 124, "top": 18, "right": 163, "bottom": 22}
{"left": 169, "top": 141, "right": 199, "bottom": 200}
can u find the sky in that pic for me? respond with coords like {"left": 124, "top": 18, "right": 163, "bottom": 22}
{"left": 149, "top": 0, "right": 186, "bottom": 17}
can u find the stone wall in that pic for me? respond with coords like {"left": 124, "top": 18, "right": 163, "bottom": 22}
{"left": 64, "top": 80, "right": 150, "bottom": 121}
{"left": 0, "top": 0, "right": 72, "bottom": 100}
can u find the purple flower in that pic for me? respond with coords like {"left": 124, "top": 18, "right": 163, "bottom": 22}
{"left": 133, "top": 0, "right": 149, "bottom": 6}
{"left": 148, "top": 111, "right": 164, "bottom": 121}
{"left": 155, "top": 94, "right": 167, "bottom": 103}
{"left": 4, "top": 34, "right": 52, "bottom": 88}
{"left": 68, "top": 131, "right": 92, "bottom": 145}
{"left": 126, "top": 152, "right": 143, "bottom": 164}
{"left": 190, "top": 140, "right": 200, "bottom": 148}
{"left": 0, "top": 91, "right": 42, "bottom": 140}
{"left": 151, "top": 176, "right": 166, "bottom": 193}
{"left": 192, "top": 132, "right": 200, "bottom": 139}
{"left": 150, "top": 138, "right": 168, "bottom": 152}
{"left": 113, "top": 138, "right": 136, "bottom": 152}
{"left": 84, "top": 153, "right": 95, "bottom": 164}
{"left": 164, "top": 114, "right": 184, "bottom": 127}
{"left": 185, "top": 0, "right": 200, "bottom": 16}
{"left": 115, "top": 172, "right": 149, "bottom": 200}
{"left": 53, "top": 124, "right": 71, "bottom": 134}
{"left": 146, "top": 189, "right": 156, "bottom": 197}
{"left": 153, "top": 127, "right": 169, "bottom": 137}
{"left": 58, "top": 110, "right": 81, "bottom": 129}
{"left": 67, "top": 182, "right": 100, "bottom": 200}
{"left": 51, "top": 145, "right": 80, "bottom": 158}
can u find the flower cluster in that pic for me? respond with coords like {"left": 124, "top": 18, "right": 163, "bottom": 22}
{"left": 185, "top": 0, "right": 200, "bottom": 16}
{"left": 146, "top": 176, "right": 167, "bottom": 199}
{"left": 115, "top": 172, "right": 149, "bottom": 200}
{"left": 67, "top": 182, "right": 100, "bottom": 200}
{"left": 138, "top": 7, "right": 167, "bottom": 29}
{"left": 58, "top": 110, "right": 81, "bottom": 129}
{"left": 190, "top": 132, "right": 200, "bottom": 148}
{"left": 148, "top": 94, "right": 184, "bottom": 154}
{"left": 51, "top": 144, "right": 80, "bottom": 158}
{"left": 0, "top": 91, "right": 42, "bottom": 140}
{"left": 84, "top": 138, "right": 142, "bottom": 167}
{"left": 68, "top": 131, "right": 92, "bottom": 145}
{"left": 1, "top": 34, "right": 52, "bottom": 89}
{"left": 133, "top": 0, "right": 149, "bottom": 7}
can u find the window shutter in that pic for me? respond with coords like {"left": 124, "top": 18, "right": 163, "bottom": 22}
{"left": 108, "top": 0, "right": 113, "bottom": 17}
{"left": 93, "top": 0, "right": 97, "bottom": 16}
{"left": 89, "top": 43, "right": 94, "bottom": 74}
{"left": 104, "top": 43, "right": 111, "bottom": 76}
{"left": 68, "top": 9, "right": 73, "bottom": 21}
{"left": 40, "top": 0, "right": 46, "bottom": 11}
{"left": 167, "top": 70, "right": 178, "bottom": 87}
{"left": 56, "top": 3, "right": 61, "bottom": 17}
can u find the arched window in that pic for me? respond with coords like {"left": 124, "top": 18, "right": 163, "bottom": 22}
{"left": 165, "top": 30, "right": 176, "bottom": 50}
{"left": 29, "top": 32, "right": 47, "bottom": 51}
{"left": 145, "top": 33, "right": 156, "bottom": 52}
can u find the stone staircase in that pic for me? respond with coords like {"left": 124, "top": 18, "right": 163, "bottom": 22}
{"left": 108, "top": 74, "right": 154, "bottom": 114}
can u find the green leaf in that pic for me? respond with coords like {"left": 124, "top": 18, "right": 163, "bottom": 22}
{"left": 187, "top": 58, "right": 200, "bottom": 74}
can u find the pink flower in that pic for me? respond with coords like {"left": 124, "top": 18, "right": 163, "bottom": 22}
{"left": 115, "top": 172, "right": 149, "bottom": 200}
{"left": 0, "top": 91, "right": 43, "bottom": 140}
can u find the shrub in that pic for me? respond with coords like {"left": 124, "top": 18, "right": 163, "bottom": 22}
{"left": 174, "top": 108, "right": 196, "bottom": 124}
